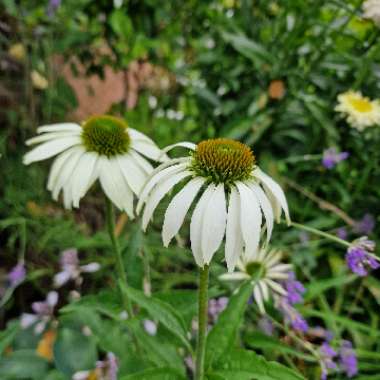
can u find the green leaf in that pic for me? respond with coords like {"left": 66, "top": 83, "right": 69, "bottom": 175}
{"left": 120, "top": 367, "right": 187, "bottom": 380}
{"left": 53, "top": 328, "right": 97, "bottom": 376}
{"left": 0, "top": 322, "right": 19, "bottom": 357}
{"left": 0, "top": 350, "right": 49, "bottom": 379}
{"left": 109, "top": 10, "right": 133, "bottom": 40}
{"left": 126, "top": 286, "right": 191, "bottom": 351}
{"left": 205, "top": 281, "right": 253, "bottom": 368}
{"left": 210, "top": 349, "right": 305, "bottom": 380}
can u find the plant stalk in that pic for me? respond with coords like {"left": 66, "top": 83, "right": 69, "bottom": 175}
{"left": 195, "top": 265, "right": 209, "bottom": 380}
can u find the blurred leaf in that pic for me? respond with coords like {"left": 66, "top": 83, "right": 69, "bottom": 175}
{"left": 0, "top": 322, "right": 19, "bottom": 357}
{"left": 109, "top": 10, "right": 133, "bottom": 40}
{"left": 120, "top": 367, "right": 187, "bottom": 380}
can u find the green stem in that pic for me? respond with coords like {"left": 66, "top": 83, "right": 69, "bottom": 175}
{"left": 105, "top": 197, "right": 134, "bottom": 318}
{"left": 288, "top": 221, "right": 350, "bottom": 247}
{"left": 195, "top": 265, "right": 209, "bottom": 380}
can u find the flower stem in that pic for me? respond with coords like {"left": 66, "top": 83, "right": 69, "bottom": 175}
{"left": 288, "top": 221, "right": 350, "bottom": 247}
{"left": 195, "top": 265, "right": 209, "bottom": 380}
{"left": 105, "top": 197, "right": 134, "bottom": 318}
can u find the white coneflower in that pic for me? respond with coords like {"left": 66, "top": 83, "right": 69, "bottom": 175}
{"left": 137, "top": 138, "right": 290, "bottom": 271}
{"left": 363, "top": 0, "right": 380, "bottom": 26}
{"left": 220, "top": 248, "right": 291, "bottom": 313}
{"left": 23, "top": 115, "right": 166, "bottom": 217}
{"left": 335, "top": 90, "right": 380, "bottom": 131}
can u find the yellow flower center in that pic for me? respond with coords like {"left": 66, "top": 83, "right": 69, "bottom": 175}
{"left": 191, "top": 138, "right": 255, "bottom": 185}
{"left": 81, "top": 115, "right": 130, "bottom": 157}
{"left": 349, "top": 97, "right": 373, "bottom": 113}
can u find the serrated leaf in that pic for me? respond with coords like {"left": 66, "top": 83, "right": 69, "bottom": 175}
{"left": 205, "top": 281, "right": 253, "bottom": 368}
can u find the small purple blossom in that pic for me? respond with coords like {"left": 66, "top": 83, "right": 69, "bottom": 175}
{"left": 54, "top": 248, "right": 100, "bottom": 288}
{"left": 353, "top": 213, "right": 375, "bottom": 235}
{"left": 322, "top": 148, "right": 349, "bottom": 169}
{"left": 208, "top": 297, "right": 228, "bottom": 323}
{"left": 20, "top": 291, "right": 58, "bottom": 334}
{"left": 143, "top": 319, "right": 157, "bottom": 336}
{"left": 299, "top": 231, "right": 310, "bottom": 246}
{"left": 8, "top": 262, "right": 26, "bottom": 287}
{"left": 284, "top": 272, "right": 306, "bottom": 305}
{"left": 336, "top": 227, "right": 348, "bottom": 241}
{"left": 345, "top": 237, "right": 379, "bottom": 276}
{"left": 258, "top": 316, "right": 274, "bottom": 336}
{"left": 277, "top": 299, "right": 308, "bottom": 333}
{"left": 339, "top": 340, "right": 358, "bottom": 378}
{"left": 47, "top": 0, "right": 61, "bottom": 17}
{"left": 309, "top": 326, "right": 334, "bottom": 342}
{"left": 97, "top": 352, "right": 118, "bottom": 380}
{"left": 320, "top": 342, "right": 338, "bottom": 380}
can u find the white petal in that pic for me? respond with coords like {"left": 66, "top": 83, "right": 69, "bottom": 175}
{"left": 219, "top": 272, "right": 250, "bottom": 281}
{"left": 265, "top": 250, "right": 282, "bottom": 267}
{"left": 254, "top": 168, "right": 290, "bottom": 225}
{"left": 268, "top": 272, "right": 290, "bottom": 280}
{"left": 225, "top": 186, "right": 244, "bottom": 272}
{"left": 23, "top": 136, "right": 82, "bottom": 165}
{"left": 162, "top": 142, "right": 196, "bottom": 154}
{"left": 136, "top": 162, "right": 188, "bottom": 214}
{"left": 254, "top": 285, "right": 265, "bottom": 314}
{"left": 37, "top": 123, "right": 81, "bottom": 133}
{"left": 259, "top": 281, "right": 269, "bottom": 301}
{"left": 129, "top": 150, "right": 153, "bottom": 174}
{"left": 20, "top": 313, "right": 38, "bottom": 329}
{"left": 47, "top": 291, "right": 58, "bottom": 307}
{"left": 268, "top": 264, "right": 292, "bottom": 273}
{"left": 142, "top": 170, "right": 192, "bottom": 230}
{"left": 128, "top": 127, "right": 156, "bottom": 143}
{"left": 190, "top": 186, "right": 214, "bottom": 267}
{"left": 265, "top": 279, "right": 287, "bottom": 296}
{"left": 34, "top": 321, "right": 47, "bottom": 335}
{"left": 117, "top": 154, "right": 147, "bottom": 195}
{"left": 162, "top": 177, "right": 205, "bottom": 247}
{"left": 132, "top": 140, "right": 167, "bottom": 162}
{"left": 54, "top": 271, "right": 72, "bottom": 287}
{"left": 72, "top": 371, "right": 91, "bottom": 380}
{"left": 249, "top": 183, "right": 274, "bottom": 244}
{"left": 80, "top": 263, "right": 101, "bottom": 273}
{"left": 236, "top": 182, "right": 262, "bottom": 262}
{"left": 71, "top": 152, "right": 98, "bottom": 208}
{"left": 26, "top": 131, "right": 80, "bottom": 146}
{"left": 201, "top": 184, "right": 227, "bottom": 265}
{"left": 52, "top": 147, "right": 85, "bottom": 201}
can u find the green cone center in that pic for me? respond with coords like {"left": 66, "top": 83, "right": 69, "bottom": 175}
{"left": 191, "top": 138, "right": 255, "bottom": 185}
{"left": 81, "top": 115, "right": 130, "bottom": 157}
{"left": 246, "top": 261, "right": 266, "bottom": 279}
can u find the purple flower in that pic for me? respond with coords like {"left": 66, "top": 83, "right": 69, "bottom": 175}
{"left": 47, "top": 0, "right": 61, "bottom": 17}
{"left": 20, "top": 291, "right": 58, "bottom": 334}
{"left": 322, "top": 148, "right": 349, "bottom": 169}
{"left": 339, "top": 340, "right": 358, "bottom": 378}
{"left": 258, "top": 316, "right": 274, "bottom": 336}
{"left": 277, "top": 299, "right": 308, "bottom": 333}
{"left": 208, "top": 297, "right": 228, "bottom": 323}
{"left": 320, "top": 342, "right": 338, "bottom": 380}
{"left": 345, "top": 237, "right": 379, "bottom": 276}
{"left": 284, "top": 272, "right": 306, "bottom": 305}
{"left": 353, "top": 213, "right": 375, "bottom": 235}
{"left": 54, "top": 248, "right": 100, "bottom": 288}
{"left": 97, "top": 352, "right": 118, "bottom": 380}
{"left": 336, "top": 227, "right": 348, "bottom": 241}
{"left": 309, "top": 326, "right": 334, "bottom": 342}
{"left": 143, "top": 319, "right": 157, "bottom": 336}
{"left": 8, "top": 262, "right": 26, "bottom": 287}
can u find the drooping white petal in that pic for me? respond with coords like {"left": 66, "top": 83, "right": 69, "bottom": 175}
{"left": 162, "top": 177, "right": 205, "bottom": 247}
{"left": 236, "top": 182, "right": 262, "bottom": 262}
{"left": 26, "top": 131, "right": 80, "bottom": 146}
{"left": 128, "top": 127, "right": 156, "bottom": 143}
{"left": 131, "top": 140, "right": 168, "bottom": 162}
{"left": 249, "top": 183, "right": 274, "bottom": 244}
{"left": 162, "top": 142, "right": 196, "bottom": 154}
{"left": 269, "top": 264, "right": 293, "bottom": 273}
{"left": 142, "top": 170, "right": 192, "bottom": 230}
{"left": 225, "top": 186, "right": 244, "bottom": 272}
{"left": 117, "top": 154, "right": 147, "bottom": 195}
{"left": 129, "top": 150, "right": 153, "bottom": 174}
{"left": 54, "top": 271, "right": 72, "bottom": 287}
{"left": 23, "top": 136, "right": 82, "bottom": 165}
{"left": 71, "top": 152, "right": 98, "bottom": 208}
{"left": 254, "top": 168, "right": 290, "bottom": 225}
{"left": 190, "top": 185, "right": 214, "bottom": 267}
{"left": 258, "top": 281, "right": 269, "bottom": 301}
{"left": 254, "top": 285, "right": 265, "bottom": 314}
{"left": 265, "top": 250, "right": 282, "bottom": 268}
{"left": 265, "top": 278, "right": 287, "bottom": 296}
{"left": 201, "top": 184, "right": 227, "bottom": 265}
{"left": 268, "top": 272, "right": 290, "bottom": 280}
{"left": 80, "top": 263, "right": 101, "bottom": 273}
{"left": 137, "top": 162, "right": 188, "bottom": 214}
{"left": 37, "top": 123, "right": 81, "bottom": 134}
{"left": 219, "top": 272, "right": 250, "bottom": 281}
{"left": 52, "top": 147, "right": 85, "bottom": 201}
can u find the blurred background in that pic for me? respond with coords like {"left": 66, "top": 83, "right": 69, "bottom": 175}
{"left": 1, "top": 0, "right": 380, "bottom": 379}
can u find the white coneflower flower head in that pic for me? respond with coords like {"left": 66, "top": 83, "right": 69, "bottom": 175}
{"left": 220, "top": 248, "right": 291, "bottom": 313}
{"left": 23, "top": 115, "right": 166, "bottom": 217}
{"left": 137, "top": 138, "right": 290, "bottom": 271}
{"left": 335, "top": 90, "right": 380, "bottom": 131}
{"left": 363, "top": 0, "right": 380, "bottom": 26}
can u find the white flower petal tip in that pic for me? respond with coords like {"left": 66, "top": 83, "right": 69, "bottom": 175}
{"left": 24, "top": 117, "right": 159, "bottom": 212}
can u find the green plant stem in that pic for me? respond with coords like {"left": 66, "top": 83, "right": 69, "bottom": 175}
{"left": 105, "top": 197, "right": 134, "bottom": 318}
{"left": 195, "top": 265, "right": 209, "bottom": 380}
